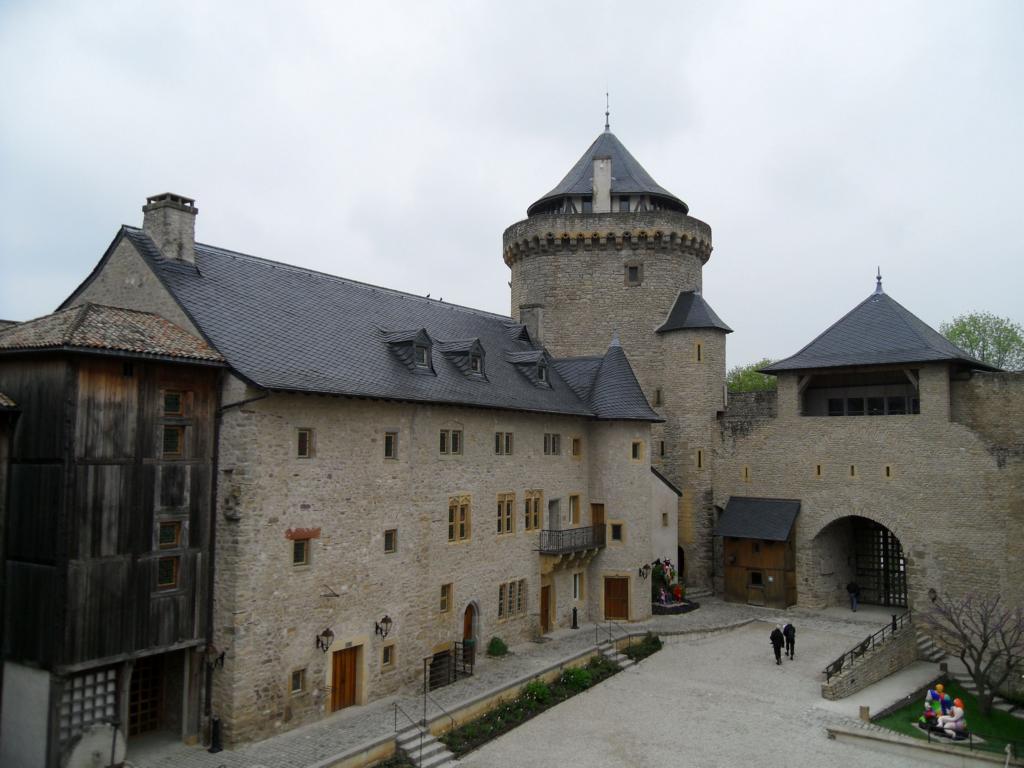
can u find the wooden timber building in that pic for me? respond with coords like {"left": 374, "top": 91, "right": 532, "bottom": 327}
{"left": 715, "top": 497, "right": 799, "bottom": 609}
{"left": 0, "top": 303, "right": 223, "bottom": 767}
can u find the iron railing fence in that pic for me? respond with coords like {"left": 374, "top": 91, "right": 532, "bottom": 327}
{"left": 824, "top": 609, "right": 912, "bottom": 682}
{"left": 538, "top": 525, "right": 606, "bottom": 555}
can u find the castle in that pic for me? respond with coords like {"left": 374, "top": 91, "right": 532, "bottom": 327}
{"left": 1, "top": 126, "right": 1021, "bottom": 766}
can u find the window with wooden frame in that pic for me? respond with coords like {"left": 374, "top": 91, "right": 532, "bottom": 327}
{"left": 440, "top": 429, "right": 463, "bottom": 455}
{"left": 515, "top": 579, "right": 526, "bottom": 615}
{"left": 524, "top": 490, "right": 542, "bottom": 530}
{"left": 543, "top": 433, "right": 561, "bottom": 455}
{"left": 156, "top": 556, "right": 179, "bottom": 590}
{"left": 290, "top": 669, "right": 306, "bottom": 695}
{"left": 384, "top": 431, "right": 398, "bottom": 459}
{"left": 296, "top": 428, "right": 314, "bottom": 458}
{"left": 382, "top": 644, "right": 395, "bottom": 669}
{"left": 631, "top": 441, "right": 643, "bottom": 461}
{"left": 569, "top": 494, "right": 580, "bottom": 526}
{"left": 495, "top": 432, "right": 514, "bottom": 455}
{"left": 571, "top": 437, "right": 581, "bottom": 457}
{"left": 163, "top": 390, "right": 183, "bottom": 416}
{"left": 440, "top": 583, "right": 452, "bottom": 613}
{"left": 292, "top": 538, "right": 310, "bottom": 565}
{"left": 496, "top": 493, "right": 515, "bottom": 535}
{"left": 414, "top": 345, "right": 430, "bottom": 367}
{"left": 537, "top": 362, "right": 549, "bottom": 383}
{"left": 470, "top": 353, "right": 483, "bottom": 374}
{"left": 162, "top": 425, "right": 184, "bottom": 458}
{"left": 384, "top": 528, "right": 397, "bottom": 553}
{"left": 500, "top": 579, "right": 526, "bottom": 618}
{"left": 447, "top": 495, "right": 471, "bottom": 542}
{"left": 157, "top": 520, "right": 182, "bottom": 550}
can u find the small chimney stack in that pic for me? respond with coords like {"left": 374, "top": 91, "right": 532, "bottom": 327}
{"left": 142, "top": 193, "right": 198, "bottom": 263}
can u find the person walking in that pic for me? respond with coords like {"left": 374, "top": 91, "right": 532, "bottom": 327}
{"left": 770, "top": 625, "right": 785, "bottom": 665}
{"left": 782, "top": 622, "right": 795, "bottom": 660}
{"left": 846, "top": 580, "right": 860, "bottom": 612}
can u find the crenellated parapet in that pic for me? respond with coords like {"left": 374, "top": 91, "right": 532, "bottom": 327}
{"left": 502, "top": 211, "right": 713, "bottom": 267}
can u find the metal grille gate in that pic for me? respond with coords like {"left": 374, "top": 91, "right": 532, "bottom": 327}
{"left": 853, "top": 518, "right": 907, "bottom": 607}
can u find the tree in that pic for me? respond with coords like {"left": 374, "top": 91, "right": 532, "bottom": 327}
{"left": 919, "top": 593, "right": 1024, "bottom": 716}
{"left": 940, "top": 312, "right": 1024, "bottom": 371}
{"left": 726, "top": 359, "right": 777, "bottom": 393}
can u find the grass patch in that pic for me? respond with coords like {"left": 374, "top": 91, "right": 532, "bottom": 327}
{"left": 874, "top": 678, "right": 1024, "bottom": 756}
{"left": 372, "top": 755, "right": 416, "bottom": 768}
{"left": 623, "top": 632, "right": 663, "bottom": 662}
{"left": 439, "top": 654, "right": 621, "bottom": 757}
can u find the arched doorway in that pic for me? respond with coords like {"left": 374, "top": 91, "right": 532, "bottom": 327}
{"left": 811, "top": 516, "right": 907, "bottom": 608}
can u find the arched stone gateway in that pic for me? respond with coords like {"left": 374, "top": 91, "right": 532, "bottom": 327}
{"left": 806, "top": 515, "right": 908, "bottom": 609}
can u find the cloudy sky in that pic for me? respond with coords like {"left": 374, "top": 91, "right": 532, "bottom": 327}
{"left": 1, "top": 1, "right": 1021, "bottom": 367}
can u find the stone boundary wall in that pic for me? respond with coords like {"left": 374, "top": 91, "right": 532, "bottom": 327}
{"left": 723, "top": 390, "right": 778, "bottom": 422}
{"left": 821, "top": 624, "right": 918, "bottom": 700}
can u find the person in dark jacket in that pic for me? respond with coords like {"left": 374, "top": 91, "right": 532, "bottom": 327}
{"left": 782, "top": 622, "right": 795, "bottom": 660}
{"left": 770, "top": 625, "right": 785, "bottom": 665}
{"left": 846, "top": 581, "right": 860, "bottom": 612}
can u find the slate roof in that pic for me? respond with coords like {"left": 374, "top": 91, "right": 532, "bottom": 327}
{"left": 527, "top": 131, "right": 688, "bottom": 216}
{"left": 0, "top": 391, "right": 16, "bottom": 410}
{"left": 764, "top": 289, "right": 997, "bottom": 373}
{"left": 88, "top": 228, "right": 659, "bottom": 421}
{"left": 656, "top": 291, "right": 732, "bottom": 334}
{"left": 0, "top": 302, "right": 224, "bottom": 365}
{"left": 651, "top": 467, "right": 682, "bottom": 496}
{"left": 714, "top": 497, "right": 801, "bottom": 541}
{"left": 552, "top": 337, "right": 661, "bottom": 421}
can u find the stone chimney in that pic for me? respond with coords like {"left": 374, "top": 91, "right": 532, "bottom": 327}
{"left": 592, "top": 157, "right": 611, "bottom": 213}
{"left": 142, "top": 193, "right": 198, "bottom": 263}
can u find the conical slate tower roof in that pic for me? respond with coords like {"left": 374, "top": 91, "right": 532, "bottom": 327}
{"left": 764, "top": 287, "right": 997, "bottom": 372}
{"left": 552, "top": 336, "right": 662, "bottom": 421}
{"left": 527, "top": 130, "right": 688, "bottom": 216}
{"left": 657, "top": 291, "right": 732, "bottom": 334}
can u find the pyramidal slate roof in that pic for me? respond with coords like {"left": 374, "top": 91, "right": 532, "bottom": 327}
{"left": 553, "top": 337, "right": 661, "bottom": 422}
{"left": 657, "top": 291, "right": 732, "bottom": 334}
{"left": 0, "top": 302, "right": 224, "bottom": 365}
{"left": 77, "top": 228, "right": 660, "bottom": 421}
{"left": 527, "top": 130, "right": 688, "bottom": 216}
{"left": 764, "top": 288, "right": 997, "bottom": 373}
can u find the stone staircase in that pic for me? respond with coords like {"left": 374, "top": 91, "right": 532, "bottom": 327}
{"left": 945, "top": 670, "right": 1024, "bottom": 719}
{"left": 396, "top": 724, "right": 457, "bottom": 768}
{"left": 915, "top": 628, "right": 946, "bottom": 663}
{"left": 686, "top": 586, "right": 713, "bottom": 600}
{"left": 597, "top": 640, "right": 636, "bottom": 670}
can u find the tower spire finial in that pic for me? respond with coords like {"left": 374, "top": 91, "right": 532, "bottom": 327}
{"left": 605, "top": 92, "right": 610, "bottom": 132}
{"left": 875, "top": 266, "right": 883, "bottom": 295}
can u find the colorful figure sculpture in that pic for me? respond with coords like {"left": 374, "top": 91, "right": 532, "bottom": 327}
{"left": 919, "top": 689, "right": 941, "bottom": 725}
{"left": 936, "top": 697, "right": 967, "bottom": 738}
{"left": 935, "top": 683, "right": 953, "bottom": 716}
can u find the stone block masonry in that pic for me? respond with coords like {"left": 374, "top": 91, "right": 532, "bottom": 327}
{"left": 821, "top": 624, "right": 918, "bottom": 700}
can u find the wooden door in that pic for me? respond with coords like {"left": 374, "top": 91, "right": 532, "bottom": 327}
{"left": 540, "top": 585, "right": 551, "bottom": 633}
{"left": 463, "top": 604, "right": 476, "bottom": 664}
{"left": 331, "top": 647, "right": 357, "bottom": 711}
{"left": 604, "top": 577, "right": 629, "bottom": 620}
{"left": 591, "top": 503, "right": 605, "bottom": 527}
{"left": 129, "top": 654, "right": 163, "bottom": 735}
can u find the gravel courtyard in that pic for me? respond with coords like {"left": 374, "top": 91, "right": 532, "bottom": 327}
{"left": 459, "top": 620, "right": 922, "bottom": 768}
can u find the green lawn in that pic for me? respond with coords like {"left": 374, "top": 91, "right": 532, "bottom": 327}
{"left": 874, "top": 679, "right": 1024, "bottom": 756}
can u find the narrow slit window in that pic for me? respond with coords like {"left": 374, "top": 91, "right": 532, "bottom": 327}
{"left": 816, "top": 464, "right": 822, "bottom": 477}
{"left": 696, "top": 343, "right": 703, "bottom": 363}
{"left": 659, "top": 440, "right": 665, "bottom": 457}
{"left": 654, "top": 388, "right": 662, "bottom": 406}
{"left": 440, "top": 583, "right": 452, "bottom": 613}
{"left": 885, "top": 465, "right": 892, "bottom": 478}
{"left": 696, "top": 449, "right": 704, "bottom": 469}
{"left": 384, "top": 431, "right": 398, "bottom": 459}
{"left": 296, "top": 428, "right": 313, "bottom": 458}
{"left": 850, "top": 465, "right": 857, "bottom": 478}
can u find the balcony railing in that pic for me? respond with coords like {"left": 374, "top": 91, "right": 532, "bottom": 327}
{"left": 538, "top": 525, "right": 606, "bottom": 555}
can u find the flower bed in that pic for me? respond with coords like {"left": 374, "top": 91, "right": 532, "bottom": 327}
{"left": 652, "top": 599, "right": 700, "bottom": 615}
{"left": 439, "top": 654, "right": 622, "bottom": 757}
{"left": 623, "top": 632, "right": 662, "bottom": 662}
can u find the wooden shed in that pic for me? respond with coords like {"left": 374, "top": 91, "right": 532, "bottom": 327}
{"left": 715, "top": 497, "right": 799, "bottom": 609}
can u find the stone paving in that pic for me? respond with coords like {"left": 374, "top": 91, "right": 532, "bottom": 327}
{"left": 125, "top": 600, "right": 901, "bottom": 768}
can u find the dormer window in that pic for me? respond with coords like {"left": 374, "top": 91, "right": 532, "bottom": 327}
{"left": 470, "top": 354, "right": 483, "bottom": 374}
{"left": 382, "top": 328, "right": 435, "bottom": 375}
{"left": 537, "top": 363, "right": 548, "bottom": 383}
{"left": 415, "top": 345, "right": 430, "bottom": 367}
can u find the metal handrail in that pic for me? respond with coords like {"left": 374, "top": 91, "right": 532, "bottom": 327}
{"left": 394, "top": 702, "right": 424, "bottom": 765}
{"left": 423, "top": 689, "right": 456, "bottom": 732}
{"left": 538, "top": 525, "right": 606, "bottom": 555}
{"left": 824, "top": 609, "right": 912, "bottom": 682}
{"left": 594, "top": 619, "right": 635, "bottom": 657}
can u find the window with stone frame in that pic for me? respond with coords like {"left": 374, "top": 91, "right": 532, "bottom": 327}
{"left": 448, "top": 495, "right": 471, "bottom": 542}
{"left": 573, "top": 572, "right": 584, "bottom": 601}
{"left": 497, "top": 493, "right": 515, "bottom": 535}
{"left": 384, "top": 528, "right": 397, "bottom": 553}
{"left": 569, "top": 494, "right": 581, "bottom": 525}
{"left": 543, "top": 433, "right": 561, "bottom": 455}
{"left": 296, "top": 428, "right": 314, "bottom": 458}
{"left": 500, "top": 579, "right": 525, "bottom": 618}
{"left": 292, "top": 538, "right": 310, "bottom": 565}
{"left": 571, "top": 437, "right": 582, "bottom": 457}
{"left": 624, "top": 261, "right": 643, "bottom": 287}
{"left": 495, "top": 431, "right": 514, "bottom": 455}
{"left": 440, "top": 583, "right": 452, "bottom": 613}
{"left": 610, "top": 522, "right": 624, "bottom": 542}
{"left": 382, "top": 643, "right": 395, "bottom": 669}
{"left": 524, "top": 490, "right": 542, "bottom": 530}
{"left": 631, "top": 441, "right": 643, "bottom": 461}
{"left": 440, "top": 429, "right": 463, "bottom": 455}
{"left": 498, "top": 583, "right": 506, "bottom": 619}
{"left": 290, "top": 669, "right": 306, "bottom": 695}
{"left": 384, "top": 431, "right": 398, "bottom": 459}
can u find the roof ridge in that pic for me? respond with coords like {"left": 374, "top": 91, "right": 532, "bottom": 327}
{"left": 64, "top": 302, "right": 94, "bottom": 345}
{"left": 780, "top": 291, "right": 878, "bottom": 361}
{"left": 135, "top": 230, "right": 517, "bottom": 325}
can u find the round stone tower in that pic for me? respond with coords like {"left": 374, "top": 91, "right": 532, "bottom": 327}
{"left": 503, "top": 126, "right": 730, "bottom": 590}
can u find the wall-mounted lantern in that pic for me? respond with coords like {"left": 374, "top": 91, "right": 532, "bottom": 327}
{"left": 316, "top": 628, "right": 335, "bottom": 653}
{"left": 375, "top": 615, "right": 393, "bottom": 639}
{"left": 205, "top": 643, "right": 225, "bottom": 670}
{"left": 638, "top": 563, "right": 652, "bottom": 581}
